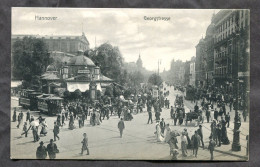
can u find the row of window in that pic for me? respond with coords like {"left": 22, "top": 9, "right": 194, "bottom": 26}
{"left": 215, "top": 66, "right": 228, "bottom": 75}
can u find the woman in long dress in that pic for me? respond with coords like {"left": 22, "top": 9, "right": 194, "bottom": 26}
{"left": 95, "top": 111, "right": 101, "bottom": 125}
{"left": 155, "top": 123, "right": 164, "bottom": 142}
{"left": 40, "top": 120, "right": 48, "bottom": 136}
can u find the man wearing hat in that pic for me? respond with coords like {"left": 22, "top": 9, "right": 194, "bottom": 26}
{"left": 197, "top": 125, "right": 204, "bottom": 149}
{"left": 208, "top": 136, "right": 216, "bottom": 160}
{"left": 118, "top": 118, "right": 125, "bottom": 138}
{"left": 47, "top": 139, "right": 59, "bottom": 159}
{"left": 160, "top": 118, "right": 166, "bottom": 134}
{"left": 53, "top": 121, "right": 60, "bottom": 141}
{"left": 26, "top": 110, "right": 30, "bottom": 122}
{"left": 191, "top": 130, "right": 201, "bottom": 158}
{"left": 81, "top": 133, "right": 90, "bottom": 155}
{"left": 36, "top": 141, "right": 47, "bottom": 159}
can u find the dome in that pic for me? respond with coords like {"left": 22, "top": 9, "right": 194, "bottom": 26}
{"left": 206, "top": 23, "right": 215, "bottom": 36}
{"left": 46, "top": 64, "right": 57, "bottom": 72}
{"left": 68, "top": 54, "right": 96, "bottom": 66}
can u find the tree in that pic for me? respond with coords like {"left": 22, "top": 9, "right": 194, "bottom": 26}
{"left": 12, "top": 37, "right": 51, "bottom": 82}
{"left": 73, "top": 89, "right": 82, "bottom": 99}
{"left": 148, "top": 73, "right": 163, "bottom": 86}
{"left": 89, "top": 43, "right": 125, "bottom": 84}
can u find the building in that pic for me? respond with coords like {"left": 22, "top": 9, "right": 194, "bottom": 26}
{"left": 195, "top": 9, "right": 249, "bottom": 92}
{"left": 195, "top": 38, "right": 207, "bottom": 87}
{"left": 184, "top": 60, "right": 191, "bottom": 86}
{"left": 136, "top": 54, "right": 143, "bottom": 71}
{"left": 11, "top": 32, "right": 90, "bottom": 55}
{"left": 212, "top": 9, "right": 249, "bottom": 95}
{"left": 41, "top": 50, "right": 113, "bottom": 94}
{"left": 189, "top": 57, "right": 196, "bottom": 86}
{"left": 194, "top": 9, "right": 250, "bottom": 111}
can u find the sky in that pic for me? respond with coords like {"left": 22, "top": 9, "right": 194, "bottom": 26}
{"left": 12, "top": 8, "right": 220, "bottom": 71}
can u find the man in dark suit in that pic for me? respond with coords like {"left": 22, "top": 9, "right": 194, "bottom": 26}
{"left": 197, "top": 125, "right": 204, "bottom": 149}
{"left": 160, "top": 118, "right": 166, "bottom": 134}
{"left": 36, "top": 141, "right": 47, "bottom": 159}
{"left": 118, "top": 118, "right": 125, "bottom": 138}
{"left": 147, "top": 105, "right": 153, "bottom": 124}
{"left": 47, "top": 139, "right": 59, "bottom": 159}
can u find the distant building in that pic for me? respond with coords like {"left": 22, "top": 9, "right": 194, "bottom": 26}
{"left": 184, "top": 61, "right": 191, "bottom": 86}
{"left": 136, "top": 54, "right": 143, "bottom": 71}
{"left": 195, "top": 38, "right": 207, "bottom": 87}
{"left": 189, "top": 57, "right": 196, "bottom": 86}
{"left": 11, "top": 32, "right": 90, "bottom": 55}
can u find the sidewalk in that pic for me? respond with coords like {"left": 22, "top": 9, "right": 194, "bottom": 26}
{"left": 174, "top": 90, "right": 249, "bottom": 161}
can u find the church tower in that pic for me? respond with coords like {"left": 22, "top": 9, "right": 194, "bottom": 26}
{"left": 136, "top": 54, "right": 143, "bottom": 71}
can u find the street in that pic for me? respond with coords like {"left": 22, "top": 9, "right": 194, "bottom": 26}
{"left": 10, "top": 85, "right": 249, "bottom": 160}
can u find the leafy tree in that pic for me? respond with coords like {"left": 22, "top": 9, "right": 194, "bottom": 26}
{"left": 73, "top": 89, "right": 82, "bottom": 99}
{"left": 12, "top": 37, "right": 52, "bottom": 82}
{"left": 88, "top": 43, "right": 125, "bottom": 84}
{"left": 148, "top": 73, "right": 163, "bottom": 86}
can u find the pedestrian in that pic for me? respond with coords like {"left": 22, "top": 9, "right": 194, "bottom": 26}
{"left": 21, "top": 122, "right": 28, "bottom": 137}
{"left": 118, "top": 118, "right": 125, "bottom": 138}
{"left": 78, "top": 115, "right": 82, "bottom": 128}
{"left": 225, "top": 112, "right": 230, "bottom": 128}
{"left": 208, "top": 136, "right": 216, "bottom": 160}
{"left": 197, "top": 125, "right": 204, "bottom": 149}
{"left": 191, "top": 130, "right": 200, "bottom": 157}
{"left": 160, "top": 118, "right": 166, "bottom": 134}
{"left": 40, "top": 119, "right": 48, "bottom": 136}
{"left": 81, "top": 133, "right": 90, "bottom": 155}
{"left": 173, "top": 111, "right": 178, "bottom": 126}
{"left": 155, "top": 111, "right": 160, "bottom": 121}
{"left": 57, "top": 115, "right": 61, "bottom": 127}
{"left": 36, "top": 141, "right": 47, "bottom": 159}
{"left": 16, "top": 111, "right": 23, "bottom": 128}
{"left": 26, "top": 110, "right": 30, "bottom": 122}
{"left": 12, "top": 108, "right": 17, "bottom": 122}
{"left": 170, "top": 106, "right": 174, "bottom": 118}
{"left": 214, "top": 109, "right": 218, "bottom": 122}
{"left": 172, "top": 149, "right": 179, "bottom": 160}
{"left": 216, "top": 123, "right": 222, "bottom": 147}
{"left": 206, "top": 109, "right": 210, "bottom": 123}
{"left": 31, "top": 124, "right": 40, "bottom": 142}
{"left": 47, "top": 139, "right": 59, "bottom": 159}
{"left": 61, "top": 113, "right": 65, "bottom": 127}
{"left": 65, "top": 107, "right": 69, "bottom": 120}
{"left": 181, "top": 132, "right": 188, "bottom": 157}
{"left": 82, "top": 112, "right": 86, "bottom": 126}
{"left": 147, "top": 110, "right": 153, "bottom": 124}
{"left": 53, "top": 121, "right": 60, "bottom": 141}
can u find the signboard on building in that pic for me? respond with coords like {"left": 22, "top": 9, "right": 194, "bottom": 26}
{"left": 238, "top": 71, "right": 249, "bottom": 77}
{"left": 78, "top": 69, "right": 89, "bottom": 74}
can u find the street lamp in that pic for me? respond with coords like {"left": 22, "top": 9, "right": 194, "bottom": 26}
{"left": 232, "top": 18, "right": 241, "bottom": 151}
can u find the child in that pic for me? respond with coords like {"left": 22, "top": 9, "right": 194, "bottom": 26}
{"left": 81, "top": 133, "right": 89, "bottom": 155}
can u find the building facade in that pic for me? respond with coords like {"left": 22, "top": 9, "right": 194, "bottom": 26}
{"left": 195, "top": 9, "right": 249, "bottom": 93}
{"left": 189, "top": 57, "right": 196, "bottom": 86}
{"left": 12, "top": 33, "right": 90, "bottom": 55}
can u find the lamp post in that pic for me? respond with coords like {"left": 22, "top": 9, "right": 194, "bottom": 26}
{"left": 232, "top": 14, "right": 241, "bottom": 151}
